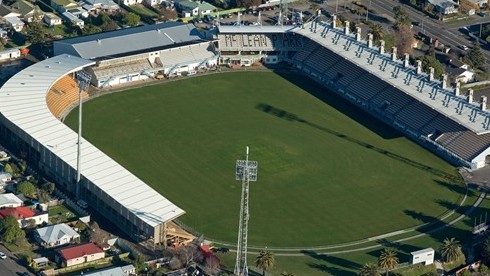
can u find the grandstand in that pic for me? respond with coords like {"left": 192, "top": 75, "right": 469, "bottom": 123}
{"left": 54, "top": 22, "right": 218, "bottom": 87}
{"left": 217, "top": 21, "right": 490, "bottom": 169}
{"left": 0, "top": 54, "right": 186, "bottom": 245}
{"left": 46, "top": 75, "right": 88, "bottom": 118}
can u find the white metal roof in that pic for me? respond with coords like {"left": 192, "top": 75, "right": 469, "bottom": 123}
{"left": 0, "top": 54, "right": 185, "bottom": 227}
{"left": 218, "top": 25, "right": 296, "bottom": 34}
{"left": 294, "top": 22, "right": 490, "bottom": 134}
{"left": 411, "top": 248, "right": 435, "bottom": 255}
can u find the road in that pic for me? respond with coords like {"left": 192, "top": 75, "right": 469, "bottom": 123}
{"left": 368, "top": 0, "right": 490, "bottom": 60}
{"left": 0, "top": 245, "right": 33, "bottom": 275}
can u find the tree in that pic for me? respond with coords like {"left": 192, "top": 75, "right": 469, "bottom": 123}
{"left": 3, "top": 163, "right": 13, "bottom": 175}
{"left": 459, "top": 0, "right": 479, "bottom": 14}
{"left": 17, "top": 181, "right": 36, "bottom": 198}
{"left": 440, "top": 237, "right": 463, "bottom": 263}
{"left": 480, "top": 263, "right": 489, "bottom": 274}
{"left": 42, "top": 182, "right": 55, "bottom": 194}
{"left": 81, "top": 24, "right": 102, "bottom": 35}
{"left": 26, "top": 20, "right": 46, "bottom": 45}
{"left": 123, "top": 12, "right": 140, "bottom": 27}
{"left": 101, "top": 21, "right": 119, "bottom": 32}
{"left": 377, "top": 248, "right": 398, "bottom": 276}
{"left": 370, "top": 23, "right": 384, "bottom": 42}
{"left": 464, "top": 43, "right": 486, "bottom": 68}
{"left": 460, "top": 270, "right": 471, "bottom": 276}
{"left": 394, "top": 25, "right": 414, "bottom": 57}
{"left": 419, "top": 55, "right": 445, "bottom": 78}
{"left": 0, "top": 215, "right": 25, "bottom": 244}
{"left": 133, "top": 254, "right": 147, "bottom": 273}
{"left": 234, "top": 0, "right": 261, "bottom": 8}
{"left": 359, "top": 263, "right": 380, "bottom": 276}
{"left": 255, "top": 250, "right": 274, "bottom": 276}
{"left": 393, "top": 6, "right": 410, "bottom": 29}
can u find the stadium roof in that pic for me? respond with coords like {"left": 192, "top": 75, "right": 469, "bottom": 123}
{"left": 54, "top": 22, "right": 204, "bottom": 60}
{"left": 218, "top": 25, "right": 296, "bottom": 34}
{"left": 293, "top": 22, "right": 490, "bottom": 135}
{"left": 0, "top": 54, "right": 185, "bottom": 227}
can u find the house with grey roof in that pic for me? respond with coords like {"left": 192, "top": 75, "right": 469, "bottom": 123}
{"left": 81, "top": 0, "right": 120, "bottom": 14}
{"left": 0, "top": 5, "right": 20, "bottom": 19}
{"left": 43, "top": 12, "right": 63, "bottom": 27}
{"left": 0, "top": 193, "right": 23, "bottom": 208}
{"left": 174, "top": 0, "right": 216, "bottom": 18}
{"left": 427, "top": 0, "right": 458, "bottom": 14}
{"left": 35, "top": 223, "right": 80, "bottom": 248}
{"left": 9, "top": 0, "right": 42, "bottom": 23}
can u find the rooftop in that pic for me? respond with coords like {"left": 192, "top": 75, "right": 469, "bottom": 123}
{"left": 0, "top": 193, "right": 23, "bottom": 206}
{"left": 54, "top": 22, "right": 204, "bottom": 60}
{"left": 58, "top": 243, "right": 103, "bottom": 260}
{"left": 218, "top": 25, "right": 297, "bottom": 34}
{"left": 35, "top": 223, "right": 80, "bottom": 244}
{"left": 0, "top": 206, "right": 35, "bottom": 219}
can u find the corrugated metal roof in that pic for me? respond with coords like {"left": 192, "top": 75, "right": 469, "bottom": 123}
{"left": 0, "top": 54, "right": 185, "bottom": 227}
{"left": 218, "top": 25, "right": 296, "bottom": 34}
{"left": 54, "top": 22, "right": 204, "bottom": 60}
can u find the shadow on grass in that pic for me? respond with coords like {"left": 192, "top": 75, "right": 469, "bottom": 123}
{"left": 272, "top": 70, "right": 402, "bottom": 140}
{"left": 256, "top": 103, "right": 460, "bottom": 182}
{"left": 301, "top": 250, "right": 359, "bottom": 275}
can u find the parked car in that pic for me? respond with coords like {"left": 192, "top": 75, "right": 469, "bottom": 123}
{"left": 76, "top": 199, "right": 88, "bottom": 208}
{"left": 0, "top": 252, "right": 6, "bottom": 259}
{"left": 459, "top": 45, "right": 469, "bottom": 51}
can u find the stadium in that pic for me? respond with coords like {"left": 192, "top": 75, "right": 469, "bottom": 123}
{"left": 0, "top": 15, "right": 488, "bottom": 250}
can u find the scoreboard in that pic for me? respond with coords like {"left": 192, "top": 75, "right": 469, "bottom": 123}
{"left": 218, "top": 33, "right": 304, "bottom": 51}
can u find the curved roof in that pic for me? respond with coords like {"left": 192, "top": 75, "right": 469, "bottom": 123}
{"left": 0, "top": 54, "right": 185, "bottom": 227}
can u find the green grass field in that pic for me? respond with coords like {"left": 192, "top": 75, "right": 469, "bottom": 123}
{"left": 65, "top": 71, "right": 463, "bottom": 248}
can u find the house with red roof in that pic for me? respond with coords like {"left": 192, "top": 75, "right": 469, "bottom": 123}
{"left": 0, "top": 206, "right": 48, "bottom": 228}
{"left": 55, "top": 243, "right": 105, "bottom": 267}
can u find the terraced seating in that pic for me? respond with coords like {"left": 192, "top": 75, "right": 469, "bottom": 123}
{"left": 46, "top": 76, "right": 88, "bottom": 119}
{"left": 420, "top": 115, "right": 467, "bottom": 137}
{"left": 445, "top": 131, "right": 490, "bottom": 160}
{"left": 371, "top": 87, "right": 414, "bottom": 116}
{"left": 395, "top": 102, "right": 439, "bottom": 131}
{"left": 292, "top": 39, "right": 318, "bottom": 62}
{"left": 347, "top": 74, "right": 387, "bottom": 101}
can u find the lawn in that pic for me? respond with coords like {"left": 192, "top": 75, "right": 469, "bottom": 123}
{"left": 65, "top": 71, "right": 462, "bottom": 247}
{"left": 48, "top": 204, "right": 77, "bottom": 224}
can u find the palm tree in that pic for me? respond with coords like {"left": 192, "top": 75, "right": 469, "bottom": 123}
{"left": 370, "top": 23, "right": 384, "bottom": 42}
{"left": 359, "top": 262, "right": 380, "bottom": 276}
{"left": 440, "top": 237, "right": 463, "bottom": 263}
{"left": 378, "top": 248, "right": 398, "bottom": 276}
{"left": 255, "top": 250, "right": 274, "bottom": 276}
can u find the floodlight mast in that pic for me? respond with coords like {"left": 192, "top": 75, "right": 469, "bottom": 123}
{"left": 234, "top": 146, "right": 258, "bottom": 276}
{"left": 75, "top": 70, "right": 91, "bottom": 199}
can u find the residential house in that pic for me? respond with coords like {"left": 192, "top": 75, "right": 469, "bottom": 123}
{"left": 447, "top": 58, "right": 475, "bottom": 83}
{"left": 32, "top": 257, "right": 49, "bottom": 268}
{"left": 9, "top": 0, "right": 43, "bottom": 23}
{"left": 428, "top": 0, "right": 458, "bottom": 14}
{"left": 55, "top": 243, "right": 105, "bottom": 267}
{"left": 174, "top": 0, "right": 216, "bottom": 17}
{"left": 35, "top": 223, "right": 80, "bottom": 248}
{"left": 0, "top": 5, "right": 21, "bottom": 19}
{"left": 144, "top": 0, "right": 165, "bottom": 7}
{"left": 81, "top": 0, "right": 120, "bottom": 14}
{"left": 0, "top": 206, "right": 49, "bottom": 228}
{"left": 0, "top": 172, "right": 12, "bottom": 184}
{"left": 83, "top": 264, "right": 136, "bottom": 276}
{"left": 43, "top": 12, "right": 63, "bottom": 26}
{"left": 0, "top": 28, "right": 7, "bottom": 40}
{"left": 4, "top": 16, "right": 25, "bottom": 31}
{"left": 66, "top": 7, "right": 89, "bottom": 18}
{"left": 62, "top": 11, "right": 84, "bottom": 28}
{"left": 121, "top": 0, "right": 143, "bottom": 6}
{"left": 0, "top": 193, "right": 23, "bottom": 208}
{"left": 469, "top": 0, "right": 487, "bottom": 8}
{"left": 50, "top": 0, "right": 79, "bottom": 13}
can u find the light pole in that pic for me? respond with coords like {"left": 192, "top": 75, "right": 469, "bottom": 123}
{"left": 75, "top": 70, "right": 91, "bottom": 199}
{"left": 365, "top": 0, "right": 371, "bottom": 21}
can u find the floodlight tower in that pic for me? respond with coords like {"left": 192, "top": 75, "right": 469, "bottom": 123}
{"left": 75, "top": 70, "right": 92, "bottom": 199}
{"left": 234, "top": 146, "right": 258, "bottom": 276}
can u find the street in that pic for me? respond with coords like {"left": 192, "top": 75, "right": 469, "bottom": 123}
{"left": 0, "top": 244, "right": 33, "bottom": 276}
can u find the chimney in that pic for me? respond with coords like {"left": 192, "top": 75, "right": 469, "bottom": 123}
{"left": 344, "top": 21, "right": 350, "bottom": 35}
{"left": 367, "top": 33, "right": 373, "bottom": 48}
{"left": 482, "top": 96, "right": 487, "bottom": 110}
{"left": 441, "top": 74, "right": 447, "bottom": 89}
{"left": 403, "top": 53, "right": 409, "bottom": 67}
{"left": 416, "top": 60, "right": 422, "bottom": 74}
{"left": 379, "top": 40, "right": 385, "bottom": 54}
{"left": 428, "top": 67, "right": 434, "bottom": 81}
{"left": 468, "top": 89, "right": 474, "bottom": 103}
{"left": 455, "top": 81, "right": 461, "bottom": 96}
{"left": 391, "top": 47, "right": 397, "bottom": 61}
{"left": 356, "top": 27, "right": 361, "bottom": 41}
{"left": 332, "top": 15, "right": 337, "bottom": 28}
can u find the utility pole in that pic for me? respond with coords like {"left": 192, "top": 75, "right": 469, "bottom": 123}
{"left": 75, "top": 70, "right": 91, "bottom": 199}
{"left": 234, "top": 147, "right": 258, "bottom": 276}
